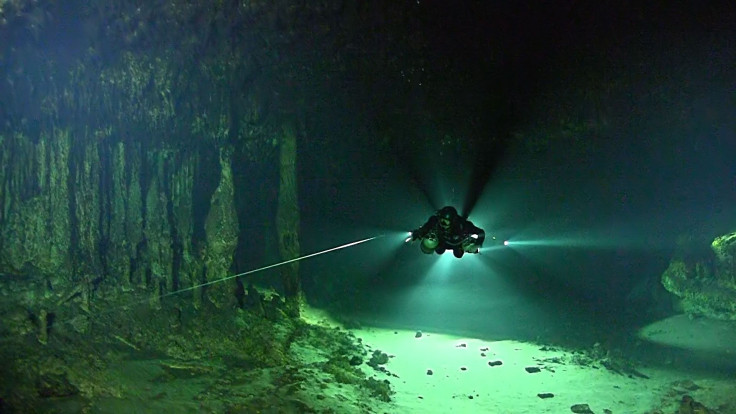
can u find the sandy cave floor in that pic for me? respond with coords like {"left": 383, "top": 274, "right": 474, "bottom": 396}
{"left": 301, "top": 307, "right": 736, "bottom": 414}
{"left": 19, "top": 304, "right": 736, "bottom": 414}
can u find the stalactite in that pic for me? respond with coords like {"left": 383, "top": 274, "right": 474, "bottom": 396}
{"left": 171, "top": 152, "right": 203, "bottom": 307}
{"left": 0, "top": 134, "right": 7, "bottom": 225}
{"left": 74, "top": 137, "right": 102, "bottom": 280}
{"left": 276, "top": 121, "right": 301, "bottom": 317}
{"left": 143, "top": 151, "right": 173, "bottom": 303}
{"left": 126, "top": 144, "right": 145, "bottom": 288}
{"left": 47, "top": 129, "right": 72, "bottom": 279}
{"left": 203, "top": 148, "right": 239, "bottom": 309}
{"left": 109, "top": 141, "right": 132, "bottom": 289}
{"left": 0, "top": 135, "right": 6, "bottom": 225}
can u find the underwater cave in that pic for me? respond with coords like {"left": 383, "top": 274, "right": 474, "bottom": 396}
{"left": 1, "top": 1, "right": 736, "bottom": 412}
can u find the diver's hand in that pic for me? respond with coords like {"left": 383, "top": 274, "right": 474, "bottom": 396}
{"left": 462, "top": 237, "right": 480, "bottom": 253}
{"left": 463, "top": 243, "right": 479, "bottom": 253}
{"left": 406, "top": 230, "right": 422, "bottom": 243}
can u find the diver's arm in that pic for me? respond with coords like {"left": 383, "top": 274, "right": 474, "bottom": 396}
{"left": 412, "top": 216, "right": 438, "bottom": 240}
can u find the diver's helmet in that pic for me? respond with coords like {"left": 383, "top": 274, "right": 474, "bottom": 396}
{"left": 437, "top": 206, "right": 458, "bottom": 230}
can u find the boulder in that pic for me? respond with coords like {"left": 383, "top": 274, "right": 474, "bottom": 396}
{"left": 661, "top": 231, "right": 736, "bottom": 320}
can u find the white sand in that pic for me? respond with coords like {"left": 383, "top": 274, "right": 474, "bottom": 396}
{"left": 303, "top": 307, "right": 736, "bottom": 414}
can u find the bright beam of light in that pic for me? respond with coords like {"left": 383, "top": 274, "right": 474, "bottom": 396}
{"left": 54, "top": 235, "right": 386, "bottom": 333}
{"left": 503, "top": 233, "right": 633, "bottom": 250}
{"left": 503, "top": 237, "right": 606, "bottom": 248}
{"left": 160, "top": 235, "right": 384, "bottom": 300}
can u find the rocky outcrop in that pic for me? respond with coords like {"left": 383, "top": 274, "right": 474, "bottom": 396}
{"left": 661, "top": 231, "right": 736, "bottom": 320}
{"left": 712, "top": 232, "right": 736, "bottom": 284}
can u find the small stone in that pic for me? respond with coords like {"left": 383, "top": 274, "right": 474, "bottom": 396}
{"left": 426, "top": 369, "right": 433, "bottom": 375}
{"left": 456, "top": 343, "right": 467, "bottom": 348}
{"left": 468, "top": 395, "right": 474, "bottom": 399}
{"left": 480, "top": 347, "right": 489, "bottom": 351}
{"left": 460, "top": 366, "right": 467, "bottom": 371}
{"left": 480, "top": 353, "right": 486, "bottom": 357}
{"left": 570, "top": 403, "right": 593, "bottom": 413}
{"left": 488, "top": 360, "right": 503, "bottom": 367}
{"left": 525, "top": 366, "right": 541, "bottom": 373}
{"left": 415, "top": 331, "right": 422, "bottom": 338}
{"left": 368, "top": 350, "right": 389, "bottom": 366}
{"left": 537, "top": 393, "right": 554, "bottom": 399}
{"left": 674, "top": 379, "right": 701, "bottom": 391}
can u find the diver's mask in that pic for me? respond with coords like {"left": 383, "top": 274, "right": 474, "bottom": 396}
{"left": 439, "top": 217, "right": 451, "bottom": 229}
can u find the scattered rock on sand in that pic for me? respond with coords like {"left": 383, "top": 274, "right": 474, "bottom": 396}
{"left": 368, "top": 350, "right": 389, "bottom": 367}
{"left": 678, "top": 395, "right": 712, "bottom": 414}
{"left": 570, "top": 403, "right": 593, "bottom": 413}
{"left": 672, "top": 379, "right": 701, "bottom": 392}
{"left": 525, "top": 366, "right": 541, "bottom": 373}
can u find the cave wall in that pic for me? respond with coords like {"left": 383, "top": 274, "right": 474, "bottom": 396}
{"left": 0, "top": 0, "right": 430, "bottom": 313}
{"left": 0, "top": 127, "right": 242, "bottom": 309}
{"left": 1, "top": 129, "right": 72, "bottom": 281}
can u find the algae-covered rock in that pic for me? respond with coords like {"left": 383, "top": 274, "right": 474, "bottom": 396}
{"left": 170, "top": 152, "right": 203, "bottom": 307}
{"left": 74, "top": 138, "right": 102, "bottom": 278}
{"left": 143, "top": 152, "right": 174, "bottom": 299}
{"left": 108, "top": 141, "right": 145, "bottom": 289}
{"left": 203, "top": 148, "right": 239, "bottom": 309}
{"left": 661, "top": 231, "right": 736, "bottom": 320}
{"left": 712, "top": 232, "right": 736, "bottom": 283}
{"left": 0, "top": 131, "right": 71, "bottom": 279}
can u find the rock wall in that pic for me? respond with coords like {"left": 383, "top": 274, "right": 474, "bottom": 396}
{"left": 0, "top": 129, "right": 235, "bottom": 310}
{"left": 0, "top": 0, "right": 335, "bottom": 315}
{"left": 661, "top": 231, "right": 736, "bottom": 320}
{"left": 0, "top": 130, "right": 72, "bottom": 282}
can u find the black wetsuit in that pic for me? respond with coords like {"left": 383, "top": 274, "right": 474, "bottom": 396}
{"left": 413, "top": 215, "right": 485, "bottom": 257}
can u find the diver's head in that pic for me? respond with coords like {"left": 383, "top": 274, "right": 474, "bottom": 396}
{"left": 437, "top": 206, "right": 458, "bottom": 230}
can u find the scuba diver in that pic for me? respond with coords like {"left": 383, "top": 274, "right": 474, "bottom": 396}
{"left": 409, "top": 206, "right": 485, "bottom": 258}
